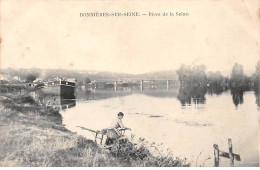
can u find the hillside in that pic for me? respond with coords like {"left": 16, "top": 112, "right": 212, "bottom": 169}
{"left": 0, "top": 68, "right": 178, "bottom": 82}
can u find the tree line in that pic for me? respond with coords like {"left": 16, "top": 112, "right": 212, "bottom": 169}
{"left": 176, "top": 61, "right": 260, "bottom": 92}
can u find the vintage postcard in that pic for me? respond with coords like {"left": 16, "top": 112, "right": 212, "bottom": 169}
{"left": 0, "top": 0, "right": 259, "bottom": 167}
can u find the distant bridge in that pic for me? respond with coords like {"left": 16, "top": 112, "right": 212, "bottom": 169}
{"left": 91, "top": 78, "right": 178, "bottom": 82}
{"left": 85, "top": 78, "right": 179, "bottom": 91}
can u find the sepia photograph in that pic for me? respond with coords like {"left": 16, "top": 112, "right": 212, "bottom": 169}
{"left": 0, "top": 0, "right": 259, "bottom": 167}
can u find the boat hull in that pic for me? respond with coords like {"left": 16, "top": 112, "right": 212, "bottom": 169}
{"left": 38, "top": 81, "right": 75, "bottom": 98}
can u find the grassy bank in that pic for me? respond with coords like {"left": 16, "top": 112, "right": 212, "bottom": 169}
{"left": 0, "top": 92, "right": 190, "bottom": 167}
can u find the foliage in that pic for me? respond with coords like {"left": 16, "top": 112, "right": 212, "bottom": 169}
{"left": 109, "top": 138, "right": 190, "bottom": 167}
{"left": 85, "top": 78, "right": 91, "bottom": 84}
{"left": 177, "top": 64, "right": 207, "bottom": 86}
{"left": 26, "top": 74, "right": 37, "bottom": 83}
{"left": 15, "top": 96, "right": 36, "bottom": 104}
{"left": 252, "top": 61, "right": 260, "bottom": 92}
{"left": 0, "top": 84, "right": 26, "bottom": 93}
{"left": 231, "top": 63, "right": 244, "bottom": 78}
{"left": 230, "top": 63, "right": 246, "bottom": 88}
{"left": 207, "top": 71, "right": 226, "bottom": 86}
{"left": 110, "top": 138, "right": 150, "bottom": 162}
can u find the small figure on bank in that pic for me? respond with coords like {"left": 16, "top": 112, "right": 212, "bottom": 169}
{"left": 105, "top": 112, "right": 131, "bottom": 145}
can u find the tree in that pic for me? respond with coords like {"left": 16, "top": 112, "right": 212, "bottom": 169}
{"left": 253, "top": 61, "right": 260, "bottom": 79}
{"left": 176, "top": 64, "right": 207, "bottom": 85}
{"left": 231, "top": 63, "right": 244, "bottom": 79}
{"left": 26, "top": 75, "right": 37, "bottom": 83}
{"left": 85, "top": 77, "right": 91, "bottom": 84}
{"left": 230, "top": 63, "right": 245, "bottom": 87}
{"left": 176, "top": 64, "right": 192, "bottom": 83}
{"left": 207, "top": 71, "right": 224, "bottom": 86}
{"left": 253, "top": 61, "right": 260, "bottom": 92}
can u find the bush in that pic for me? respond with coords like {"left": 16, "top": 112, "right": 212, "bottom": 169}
{"left": 110, "top": 138, "right": 150, "bottom": 162}
{"left": 109, "top": 138, "right": 190, "bottom": 167}
{"left": 15, "top": 96, "right": 35, "bottom": 104}
{"left": 77, "top": 136, "right": 97, "bottom": 149}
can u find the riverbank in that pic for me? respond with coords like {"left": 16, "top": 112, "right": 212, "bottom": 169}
{"left": 0, "top": 92, "right": 190, "bottom": 167}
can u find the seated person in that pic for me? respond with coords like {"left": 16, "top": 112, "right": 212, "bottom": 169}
{"left": 105, "top": 112, "right": 130, "bottom": 145}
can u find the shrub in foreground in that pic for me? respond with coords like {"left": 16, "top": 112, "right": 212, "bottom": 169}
{"left": 110, "top": 138, "right": 190, "bottom": 167}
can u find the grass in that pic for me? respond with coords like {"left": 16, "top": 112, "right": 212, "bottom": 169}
{"left": 0, "top": 89, "right": 190, "bottom": 167}
{"left": 109, "top": 138, "right": 190, "bottom": 167}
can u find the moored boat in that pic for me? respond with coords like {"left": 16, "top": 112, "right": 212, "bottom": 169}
{"left": 36, "top": 78, "right": 76, "bottom": 98}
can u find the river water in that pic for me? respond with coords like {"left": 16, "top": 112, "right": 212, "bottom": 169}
{"left": 57, "top": 86, "right": 259, "bottom": 167}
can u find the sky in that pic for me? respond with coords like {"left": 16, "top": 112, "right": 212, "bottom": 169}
{"left": 1, "top": 0, "right": 259, "bottom": 75}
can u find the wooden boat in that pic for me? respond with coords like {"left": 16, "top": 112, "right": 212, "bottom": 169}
{"left": 36, "top": 79, "right": 76, "bottom": 98}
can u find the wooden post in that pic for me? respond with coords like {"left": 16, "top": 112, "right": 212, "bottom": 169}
{"left": 95, "top": 132, "right": 98, "bottom": 143}
{"left": 214, "top": 139, "right": 240, "bottom": 167}
{"left": 228, "top": 139, "right": 234, "bottom": 167}
{"left": 114, "top": 81, "right": 117, "bottom": 91}
{"left": 213, "top": 144, "right": 220, "bottom": 167}
{"left": 166, "top": 80, "right": 169, "bottom": 90}
{"left": 140, "top": 80, "right": 143, "bottom": 91}
{"left": 100, "top": 134, "right": 104, "bottom": 145}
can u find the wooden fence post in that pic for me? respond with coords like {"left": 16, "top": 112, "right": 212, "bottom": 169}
{"left": 114, "top": 81, "right": 117, "bottom": 91}
{"left": 213, "top": 139, "right": 240, "bottom": 167}
{"left": 213, "top": 144, "right": 220, "bottom": 167}
{"left": 95, "top": 132, "right": 98, "bottom": 143}
{"left": 228, "top": 139, "right": 234, "bottom": 167}
{"left": 100, "top": 134, "right": 104, "bottom": 145}
{"left": 140, "top": 80, "right": 143, "bottom": 91}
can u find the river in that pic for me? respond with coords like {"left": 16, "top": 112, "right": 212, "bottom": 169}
{"left": 53, "top": 86, "right": 258, "bottom": 167}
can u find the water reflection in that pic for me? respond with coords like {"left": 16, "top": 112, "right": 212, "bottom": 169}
{"left": 76, "top": 86, "right": 179, "bottom": 100}
{"left": 76, "top": 88, "right": 133, "bottom": 100}
{"left": 141, "top": 88, "right": 178, "bottom": 98}
{"left": 39, "top": 84, "right": 259, "bottom": 110}
{"left": 34, "top": 91, "right": 76, "bottom": 111}
{"left": 177, "top": 85, "right": 207, "bottom": 106}
{"left": 255, "top": 92, "right": 259, "bottom": 107}
{"left": 77, "top": 84, "right": 258, "bottom": 108}
{"left": 230, "top": 87, "right": 244, "bottom": 108}
{"left": 254, "top": 85, "right": 259, "bottom": 107}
